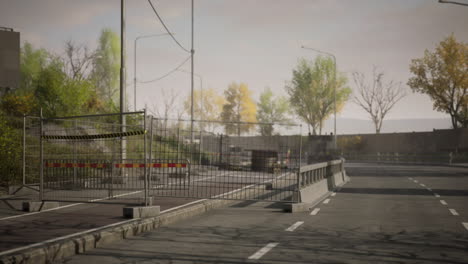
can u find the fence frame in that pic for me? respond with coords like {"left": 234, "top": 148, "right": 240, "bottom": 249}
{"left": 24, "top": 112, "right": 348, "bottom": 205}
{"left": 37, "top": 110, "right": 148, "bottom": 204}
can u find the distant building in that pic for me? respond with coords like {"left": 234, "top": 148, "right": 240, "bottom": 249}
{"left": 0, "top": 27, "right": 20, "bottom": 96}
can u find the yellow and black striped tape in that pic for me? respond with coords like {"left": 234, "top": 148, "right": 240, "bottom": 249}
{"left": 42, "top": 130, "right": 147, "bottom": 140}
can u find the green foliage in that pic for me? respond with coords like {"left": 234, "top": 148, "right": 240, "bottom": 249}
{"left": 19, "top": 42, "right": 50, "bottom": 93}
{"left": 0, "top": 93, "right": 37, "bottom": 117}
{"left": 91, "top": 28, "right": 120, "bottom": 105}
{"left": 34, "top": 58, "right": 66, "bottom": 116}
{"left": 0, "top": 111, "right": 21, "bottom": 187}
{"left": 408, "top": 34, "right": 468, "bottom": 129}
{"left": 8, "top": 28, "right": 121, "bottom": 118}
{"left": 286, "top": 57, "right": 351, "bottom": 135}
{"left": 220, "top": 82, "right": 257, "bottom": 136}
{"left": 256, "top": 87, "right": 291, "bottom": 136}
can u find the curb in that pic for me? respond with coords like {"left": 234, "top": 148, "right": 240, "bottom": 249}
{"left": 0, "top": 171, "right": 349, "bottom": 263}
{"left": 0, "top": 198, "right": 237, "bottom": 264}
{"left": 347, "top": 161, "right": 468, "bottom": 169}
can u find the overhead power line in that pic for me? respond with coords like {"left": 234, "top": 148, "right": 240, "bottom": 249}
{"left": 439, "top": 0, "right": 468, "bottom": 6}
{"left": 147, "top": 0, "right": 190, "bottom": 53}
{"left": 139, "top": 55, "right": 191, "bottom": 84}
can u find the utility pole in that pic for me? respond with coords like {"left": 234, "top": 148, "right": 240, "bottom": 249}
{"left": 120, "top": 0, "right": 126, "bottom": 159}
{"left": 190, "top": 0, "right": 195, "bottom": 145}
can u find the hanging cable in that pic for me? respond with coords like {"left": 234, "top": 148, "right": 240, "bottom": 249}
{"left": 139, "top": 55, "right": 191, "bottom": 84}
{"left": 147, "top": 0, "right": 190, "bottom": 53}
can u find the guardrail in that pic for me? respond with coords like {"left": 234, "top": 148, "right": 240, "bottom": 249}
{"left": 297, "top": 159, "right": 344, "bottom": 190}
{"left": 343, "top": 152, "right": 465, "bottom": 165}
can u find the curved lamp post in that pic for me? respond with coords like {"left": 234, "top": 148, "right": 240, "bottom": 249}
{"left": 134, "top": 33, "right": 172, "bottom": 111}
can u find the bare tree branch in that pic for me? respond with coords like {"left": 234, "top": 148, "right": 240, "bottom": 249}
{"left": 63, "top": 40, "right": 95, "bottom": 81}
{"left": 353, "top": 67, "right": 406, "bottom": 133}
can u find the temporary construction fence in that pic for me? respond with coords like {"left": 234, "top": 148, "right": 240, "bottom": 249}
{"left": 147, "top": 118, "right": 303, "bottom": 202}
{"left": 24, "top": 112, "right": 347, "bottom": 205}
{"left": 34, "top": 111, "right": 151, "bottom": 204}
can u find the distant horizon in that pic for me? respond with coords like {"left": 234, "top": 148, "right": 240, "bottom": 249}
{"left": 322, "top": 117, "right": 452, "bottom": 135}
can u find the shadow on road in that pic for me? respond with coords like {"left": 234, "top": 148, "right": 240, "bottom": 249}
{"left": 345, "top": 164, "right": 468, "bottom": 178}
{"left": 339, "top": 187, "right": 468, "bottom": 196}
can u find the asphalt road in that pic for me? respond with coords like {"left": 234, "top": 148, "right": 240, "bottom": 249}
{"left": 0, "top": 168, "right": 293, "bottom": 252}
{"left": 58, "top": 163, "right": 468, "bottom": 264}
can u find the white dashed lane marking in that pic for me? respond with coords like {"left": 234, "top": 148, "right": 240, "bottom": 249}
{"left": 434, "top": 193, "right": 441, "bottom": 198}
{"left": 285, "top": 221, "right": 304, "bottom": 232}
{"left": 414, "top": 180, "right": 419, "bottom": 183}
{"left": 440, "top": 200, "right": 448, "bottom": 205}
{"left": 427, "top": 188, "right": 432, "bottom": 191}
{"left": 449, "top": 209, "right": 459, "bottom": 216}
{"left": 310, "top": 208, "right": 320, "bottom": 215}
{"left": 248, "top": 243, "right": 279, "bottom": 260}
{"left": 331, "top": 192, "right": 336, "bottom": 197}
{"left": 323, "top": 199, "right": 330, "bottom": 204}
{"left": 463, "top": 223, "right": 468, "bottom": 231}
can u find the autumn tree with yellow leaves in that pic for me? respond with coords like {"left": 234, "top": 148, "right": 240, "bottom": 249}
{"left": 408, "top": 34, "right": 467, "bottom": 129}
{"left": 184, "top": 88, "right": 225, "bottom": 132}
{"left": 220, "top": 82, "right": 257, "bottom": 136}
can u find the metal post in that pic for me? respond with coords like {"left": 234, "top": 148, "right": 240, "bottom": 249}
{"left": 199, "top": 130, "right": 202, "bottom": 165}
{"left": 134, "top": 37, "right": 137, "bottom": 112}
{"left": 177, "top": 127, "right": 180, "bottom": 161}
{"left": 120, "top": 0, "right": 127, "bottom": 162}
{"left": 39, "top": 109, "right": 44, "bottom": 201}
{"left": 190, "top": 0, "right": 194, "bottom": 145}
{"left": 299, "top": 124, "right": 303, "bottom": 168}
{"left": 219, "top": 134, "right": 223, "bottom": 166}
{"left": 22, "top": 115, "right": 26, "bottom": 185}
{"left": 143, "top": 109, "right": 148, "bottom": 206}
{"left": 73, "top": 119, "right": 77, "bottom": 187}
{"left": 332, "top": 56, "right": 337, "bottom": 150}
{"left": 148, "top": 117, "right": 154, "bottom": 199}
{"left": 296, "top": 125, "right": 303, "bottom": 202}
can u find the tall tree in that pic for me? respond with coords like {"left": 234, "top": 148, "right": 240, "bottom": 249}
{"left": 63, "top": 40, "right": 95, "bottom": 81}
{"left": 90, "top": 28, "right": 120, "bottom": 109}
{"left": 183, "top": 88, "right": 224, "bottom": 132}
{"left": 19, "top": 42, "right": 49, "bottom": 93}
{"left": 353, "top": 67, "right": 406, "bottom": 134}
{"left": 408, "top": 34, "right": 467, "bottom": 129}
{"left": 286, "top": 57, "right": 351, "bottom": 135}
{"left": 256, "top": 87, "right": 290, "bottom": 136}
{"left": 220, "top": 82, "right": 257, "bottom": 136}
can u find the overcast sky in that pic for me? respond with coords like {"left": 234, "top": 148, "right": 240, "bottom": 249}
{"left": 1, "top": 0, "right": 467, "bottom": 125}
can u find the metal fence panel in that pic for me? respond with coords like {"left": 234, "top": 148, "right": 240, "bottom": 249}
{"left": 39, "top": 111, "right": 149, "bottom": 204}
{"left": 148, "top": 118, "right": 302, "bottom": 202}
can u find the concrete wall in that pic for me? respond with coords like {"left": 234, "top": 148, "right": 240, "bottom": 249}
{"left": 201, "top": 129, "right": 468, "bottom": 160}
{"left": 341, "top": 128, "right": 468, "bottom": 154}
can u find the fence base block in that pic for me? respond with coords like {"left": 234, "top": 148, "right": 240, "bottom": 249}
{"left": 22, "top": 201, "right": 60, "bottom": 212}
{"left": 123, "top": 206, "right": 160, "bottom": 219}
{"left": 284, "top": 202, "right": 313, "bottom": 213}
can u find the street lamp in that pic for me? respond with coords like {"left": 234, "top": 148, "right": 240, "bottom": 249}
{"left": 301, "top": 45, "right": 337, "bottom": 149}
{"left": 134, "top": 33, "right": 172, "bottom": 111}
